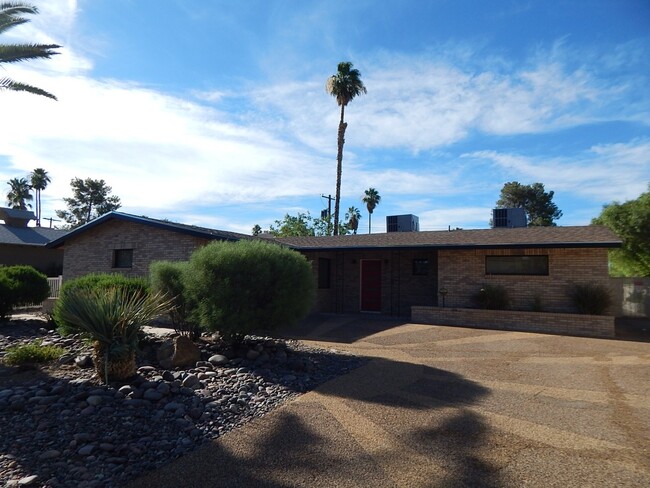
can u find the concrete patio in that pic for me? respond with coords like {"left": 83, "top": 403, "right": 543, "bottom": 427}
{"left": 130, "top": 314, "right": 650, "bottom": 487}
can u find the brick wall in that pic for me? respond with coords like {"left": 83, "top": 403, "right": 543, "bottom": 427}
{"left": 438, "top": 248, "right": 611, "bottom": 313}
{"left": 61, "top": 220, "right": 209, "bottom": 281}
{"left": 412, "top": 306, "right": 615, "bottom": 338}
{"left": 301, "top": 249, "right": 438, "bottom": 315}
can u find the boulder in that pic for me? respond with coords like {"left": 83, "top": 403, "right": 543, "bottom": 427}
{"left": 172, "top": 336, "right": 201, "bottom": 367}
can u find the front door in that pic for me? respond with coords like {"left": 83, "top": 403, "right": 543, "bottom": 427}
{"left": 360, "top": 259, "right": 382, "bottom": 312}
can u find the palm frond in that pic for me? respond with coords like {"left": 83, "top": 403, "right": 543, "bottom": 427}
{"left": 0, "top": 76, "right": 57, "bottom": 99}
{"left": 0, "top": 43, "right": 60, "bottom": 63}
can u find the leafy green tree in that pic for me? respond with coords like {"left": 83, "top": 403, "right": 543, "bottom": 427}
{"left": 0, "top": 3, "right": 60, "bottom": 100}
{"left": 592, "top": 185, "right": 650, "bottom": 277}
{"left": 326, "top": 61, "right": 367, "bottom": 236}
{"left": 30, "top": 167, "right": 50, "bottom": 226}
{"left": 6, "top": 176, "right": 32, "bottom": 209}
{"left": 55, "top": 177, "right": 121, "bottom": 228}
{"left": 269, "top": 212, "right": 315, "bottom": 237}
{"left": 251, "top": 224, "right": 262, "bottom": 236}
{"left": 345, "top": 206, "right": 362, "bottom": 234}
{"left": 496, "top": 181, "right": 562, "bottom": 226}
{"left": 362, "top": 188, "right": 381, "bottom": 234}
{"left": 184, "top": 240, "right": 314, "bottom": 343}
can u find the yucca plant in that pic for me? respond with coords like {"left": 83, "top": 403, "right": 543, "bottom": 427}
{"left": 54, "top": 287, "right": 171, "bottom": 383}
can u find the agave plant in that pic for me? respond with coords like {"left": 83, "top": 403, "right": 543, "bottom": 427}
{"left": 55, "top": 287, "right": 171, "bottom": 383}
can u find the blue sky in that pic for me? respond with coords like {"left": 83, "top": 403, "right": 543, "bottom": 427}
{"left": 1, "top": 0, "right": 648, "bottom": 233}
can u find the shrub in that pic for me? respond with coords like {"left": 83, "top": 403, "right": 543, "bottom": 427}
{"left": 149, "top": 260, "right": 198, "bottom": 338}
{"left": 185, "top": 240, "right": 315, "bottom": 342}
{"left": 3, "top": 340, "right": 66, "bottom": 365}
{"left": 0, "top": 265, "right": 50, "bottom": 320}
{"left": 54, "top": 287, "right": 170, "bottom": 383}
{"left": 571, "top": 283, "right": 612, "bottom": 315}
{"left": 53, "top": 273, "right": 150, "bottom": 335}
{"left": 473, "top": 284, "right": 511, "bottom": 310}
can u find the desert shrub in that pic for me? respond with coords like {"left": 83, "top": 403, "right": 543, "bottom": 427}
{"left": 54, "top": 287, "right": 170, "bottom": 383}
{"left": 185, "top": 240, "right": 315, "bottom": 342}
{"left": 149, "top": 260, "right": 198, "bottom": 338}
{"left": 53, "top": 273, "right": 149, "bottom": 335}
{"left": 473, "top": 284, "right": 511, "bottom": 310}
{"left": 0, "top": 265, "right": 50, "bottom": 320}
{"left": 571, "top": 283, "right": 612, "bottom": 315}
{"left": 3, "top": 339, "right": 66, "bottom": 365}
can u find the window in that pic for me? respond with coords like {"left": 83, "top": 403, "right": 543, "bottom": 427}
{"left": 113, "top": 249, "right": 133, "bottom": 269}
{"left": 318, "top": 258, "right": 331, "bottom": 289}
{"left": 413, "top": 259, "right": 429, "bottom": 276}
{"left": 485, "top": 255, "right": 548, "bottom": 276}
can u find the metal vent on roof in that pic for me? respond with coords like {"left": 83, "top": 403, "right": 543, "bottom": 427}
{"left": 492, "top": 208, "right": 527, "bottom": 228}
{"left": 386, "top": 214, "right": 419, "bottom": 232}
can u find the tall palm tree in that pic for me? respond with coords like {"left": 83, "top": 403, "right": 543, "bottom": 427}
{"left": 345, "top": 206, "right": 362, "bottom": 234}
{"left": 30, "top": 167, "right": 50, "bottom": 226}
{"left": 362, "top": 188, "right": 381, "bottom": 234}
{"left": 0, "top": 3, "right": 61, "bottom": 100}
{"left": 326, "top": 61, "right": 366, "bottom": 236}
{"left": 6, "top": 177, "right": 32, "bottom": 210}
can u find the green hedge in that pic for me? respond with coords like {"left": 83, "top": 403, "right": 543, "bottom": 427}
{"left": 149, "top": 260, "right": 197, "bottom": 338}
{"left": 0, "top": 266, "right": 50, "bottom": 321}
{"left": 184, "top": 240, "right": 314, "bottom": 342}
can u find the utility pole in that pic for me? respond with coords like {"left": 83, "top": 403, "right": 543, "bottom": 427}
{"left": 321, "top": 194, "right": 334, "bottom": 235}
{"left": 42, "top": 217, "right": 61, "bottom": 228}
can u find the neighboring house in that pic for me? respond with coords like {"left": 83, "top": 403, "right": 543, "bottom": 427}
{"left": 274, "top": 225, "right": 621, "bottom": 316}
{"left": 47, "top": 211, "right": 251, "bottom": 281}
{"left": 0, "top": 207, "right": 67, "bottom": 276}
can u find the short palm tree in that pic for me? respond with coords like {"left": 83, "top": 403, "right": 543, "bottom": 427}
{"left": 0, "top": 3, "right": 61, "bottom": 100}
{"left": 326, "top": 61, "right": 367, "bottom": 236}
{"left": 363, "top": 188, "right": 381, "bottom": 234}
{"left": 6, "top": 177, "right": 32, "bottom": 209}
{"left": 30, "top": 167, "right": 50, "bottom": 226}
{"left": 55, "top": 287, "right": 171, "bottom": 383}
{"left": 345, "top": 206, "right": 362, "bottom": 234}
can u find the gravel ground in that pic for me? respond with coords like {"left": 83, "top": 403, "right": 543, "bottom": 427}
{"left": 0, "top": 317, "right": 366, "bottom": 488}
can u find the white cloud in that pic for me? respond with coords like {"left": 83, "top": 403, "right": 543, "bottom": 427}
{"left": 464, "top": 139, "right": 650, "bottom": 203}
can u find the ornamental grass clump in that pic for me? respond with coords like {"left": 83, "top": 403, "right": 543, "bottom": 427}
{"left": 3, "top": 340, "right": 66, "bottom": 365}
{"left": 473, "top": 284, "right": 511, "bottom": 310}
{"left": 571, "top": 283, "right": 612, "bottom": 315}
{"left": 54, "top": 287, "right": 170, "bottom": 383}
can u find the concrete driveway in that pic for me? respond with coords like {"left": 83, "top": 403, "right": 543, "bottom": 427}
{"left": 131, "top": 315, "right": 650, "bottom": 487}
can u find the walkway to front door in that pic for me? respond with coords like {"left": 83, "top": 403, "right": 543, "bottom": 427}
{"left": 360, "top": 259, "right": 381, "bottom": 312}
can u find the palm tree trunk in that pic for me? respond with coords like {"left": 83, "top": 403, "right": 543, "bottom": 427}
{"left": 334, "top": 105, "right": 347, "bottom": 236}
{"left": 368, "top": 211, "right": 372, "bottom": 234}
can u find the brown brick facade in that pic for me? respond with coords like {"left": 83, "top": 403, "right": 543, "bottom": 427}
{"left": 438, "top": 248, "right": 611, "bottom": 313}
{"left": 61, "top": 220, "right": 210, "bottom": 281}
{"left": 302, "top": 249, "right": 438, "bottom": 316}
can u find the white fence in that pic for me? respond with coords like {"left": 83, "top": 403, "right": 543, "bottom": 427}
{"left": 47, "top": 275, "right": 63, "bottom": 299}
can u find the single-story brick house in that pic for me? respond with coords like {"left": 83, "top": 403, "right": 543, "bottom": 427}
{"left": 47, "top": 211, "right": 251, "bottom": 281}
{"left": 0, "top": 207, "right": 67, "bottom": 276}
{"left": 272, "top": 225, "right": 622, "bottom": 316}
{"left": 48, "top": 211, "right": 621, "bottom": 320}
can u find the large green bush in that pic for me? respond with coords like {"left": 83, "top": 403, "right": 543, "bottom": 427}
{"left": 149, "top": 260, "right": 197, "bottom": 338}
{"left": 53, "top": 273, "right": 149, "bottom": 335}
{"left": 0, "top": 265, "right": 50, "bottom": 320}
{"left": 185, "top": 240, "right": 314, "bottom": 342}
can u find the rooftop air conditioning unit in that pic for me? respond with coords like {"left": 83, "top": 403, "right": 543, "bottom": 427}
{"left": 492, "top": 208, "right": 527, "bottom": 228}
{"left": 386, "top": 214, "right": 419, "bottom": 232}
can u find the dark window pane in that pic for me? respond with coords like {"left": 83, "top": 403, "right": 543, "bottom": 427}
{"left": 113, "top": 249, "right": 133, "bottom": 269}
{"left": 413, "top": 259, "right": 428, "bottom": 276}
{"left": 485, "top": 256, "right": 548, "bottom": 276}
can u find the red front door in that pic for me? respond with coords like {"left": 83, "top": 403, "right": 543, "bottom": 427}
{"left": 360, "top": 260, "right": 382, "bottom": 312}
